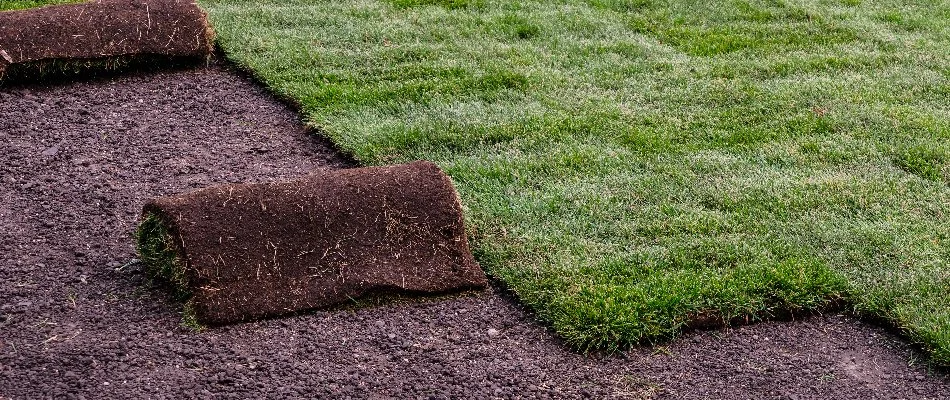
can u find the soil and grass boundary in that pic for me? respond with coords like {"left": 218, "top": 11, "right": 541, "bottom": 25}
{"left": 201, "top": 0, "right": 950, "bottom": 366}
{"left": 3, "top": 58, "right": 947, "bottom": 398}
{"left": 8, "top": 0, "right": 949, "bottom": 367}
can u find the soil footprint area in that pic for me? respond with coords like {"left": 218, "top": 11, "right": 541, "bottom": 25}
{"left": 0, "top": 64, "right": 947, "bottom": 399}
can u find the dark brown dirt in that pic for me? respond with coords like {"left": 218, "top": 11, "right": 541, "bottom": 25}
{"left": 0, "top": 63, "right": 948, "bottom": 399}
{"left": 0, "top": 0, "right": 212, "bottom": 80}
{"left": 143, "top": 161, "right": 486, "bottom": 325}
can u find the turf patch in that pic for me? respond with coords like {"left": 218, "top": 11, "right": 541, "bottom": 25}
{"left": 0, "top": 0, "right": 82, "bottom": 12}
{"left": 138, "top": 161, "right": 487, "bottom": 325}
{"left": 202, "top": 0, "right": 950, "bottom": 365}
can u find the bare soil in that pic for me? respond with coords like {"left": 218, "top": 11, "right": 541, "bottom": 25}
{"left": 0, "top": 63, "right": 947, "bottom": 399}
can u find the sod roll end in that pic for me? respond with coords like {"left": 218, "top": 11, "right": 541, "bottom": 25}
{"left": 138, "top": 161, "right": 487, "bottom": 325}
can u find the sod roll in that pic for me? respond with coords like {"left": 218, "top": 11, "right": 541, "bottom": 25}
{"left": 138, "top": 161, "right": 487, "bottom": 325}
{"left": 0, "top": 0, "right": 213, "bottom": 80}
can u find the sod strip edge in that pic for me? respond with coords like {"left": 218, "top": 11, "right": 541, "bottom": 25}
{"left": 138, "top": 161, "right": 488, "bottom": 325}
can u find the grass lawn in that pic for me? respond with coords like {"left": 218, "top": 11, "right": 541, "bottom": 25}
{"left": 201, "top": 0, "right": 950, "bottom": 364}
{"left": 0, "top": 0, "right": 80, "bottom": 11}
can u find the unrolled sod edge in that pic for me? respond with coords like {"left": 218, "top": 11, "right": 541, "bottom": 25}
{"left": 137, "top": 161, "right": 488, "bottom": 326}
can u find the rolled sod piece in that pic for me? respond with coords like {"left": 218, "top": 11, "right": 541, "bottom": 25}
{"left": 138, "top": 161, "right": 487, "bottom": 325}
{"left": 0, "top": 0, "right": 213, "bottom": 80}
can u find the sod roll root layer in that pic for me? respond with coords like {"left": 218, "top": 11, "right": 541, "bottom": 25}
{"left": 139, "top": 161, "right": 488, "bottom": 325}
{"left": 0, "top": 0, "right": 213, "bottom": 80}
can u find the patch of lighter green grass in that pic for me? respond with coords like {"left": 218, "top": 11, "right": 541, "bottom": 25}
{"left": 202, "top": 0, "right": 950, "bottom": 365}
{"left": 0, "top": 0, "right": 83, "bottom": 11}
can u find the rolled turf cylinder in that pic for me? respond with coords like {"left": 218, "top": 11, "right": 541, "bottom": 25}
{"left": 0, "top": 0, "right": 213, "bottom": 81}
{"left": 137, "top": 161, "right": 488, "bottom": 325}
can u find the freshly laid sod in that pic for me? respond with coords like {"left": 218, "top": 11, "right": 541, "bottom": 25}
{"left": 0, "top": 0, "right": 81, "bottom": 11}
{"left": 200, "top": 0, "right": 950, "bottom": 364}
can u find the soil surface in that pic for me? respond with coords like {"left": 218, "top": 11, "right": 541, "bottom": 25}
{"left": 145, "top": 160, "right": 485, "bottom": 325}
{"left": 0, "top": 63, "right": 947, "bottom": 399}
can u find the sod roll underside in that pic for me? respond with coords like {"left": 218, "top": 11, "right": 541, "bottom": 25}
{"left": 139, "top": 161, "right": 487, "bottom": 325}
{"left": 0, "top": 0, "right": 213, "bottom": 80}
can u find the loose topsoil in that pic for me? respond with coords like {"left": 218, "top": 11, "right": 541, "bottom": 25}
{"left": 142, "top": 161, "right": 485, "bottom": 325}
{"left": 0, "top": 62, "right": 947, "bottom": 399}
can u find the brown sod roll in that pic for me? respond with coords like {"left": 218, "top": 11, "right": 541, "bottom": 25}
{"left": 0, "top": 0, "right": 213, "bottom": 81}
{"left": 137, "top": 161, "right": 488, "bottom": 325}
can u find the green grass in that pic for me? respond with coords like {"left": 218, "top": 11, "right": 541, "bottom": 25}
{"left": 0, "top": 0, "right": 82, "bottom": 11}
{"left": 137, "top": 213, "right": 205, "bottom": 330}
{"left": 200, "top": 0, "right": 950, "bottom": 365}
{"left": 136, "top": 213, "right": 191, "bottom": 302}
